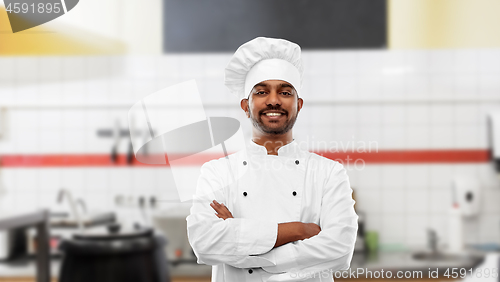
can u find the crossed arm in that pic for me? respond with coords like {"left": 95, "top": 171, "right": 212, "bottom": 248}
{"left": 187, "top": 160, "right": 358, "bottom": 274}
{"left": 210, "top": 200, "right": 321, "bottom": 248}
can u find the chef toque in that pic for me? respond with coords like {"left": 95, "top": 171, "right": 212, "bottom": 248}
{"left": 224, "top": 37, "right": 303, "bottom": 100}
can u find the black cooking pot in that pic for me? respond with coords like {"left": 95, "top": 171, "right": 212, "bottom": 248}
{"left": 58, "top": 225, "right": 169, "bottom": 282}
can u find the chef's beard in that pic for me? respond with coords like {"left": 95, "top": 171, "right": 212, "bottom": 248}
{"left": 249, "top": 106, "right": 298, "bottom": 135}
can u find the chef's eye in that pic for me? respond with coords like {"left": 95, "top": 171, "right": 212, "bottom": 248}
{"left": 281, "top": 91, "right": 292, "bottom": 96}
{"left": 256, "top": 91, "right": 267, "bottom": 95}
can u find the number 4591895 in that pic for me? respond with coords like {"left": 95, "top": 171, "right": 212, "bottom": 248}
{"left": 444, "top": 268, "right": 498, "bottom": 278}
{"left": 6, "top": 3, "right": 61, "bottom": 14}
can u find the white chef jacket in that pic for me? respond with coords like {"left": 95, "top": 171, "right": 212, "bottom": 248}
{"left": 187, "top": 139, "right": 358, "bottom": 282}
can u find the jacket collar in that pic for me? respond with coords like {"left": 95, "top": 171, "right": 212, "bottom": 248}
{"left": 247, "top": 138, "right": 300, "bottom": 157}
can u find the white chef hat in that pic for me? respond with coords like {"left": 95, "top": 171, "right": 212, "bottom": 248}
{"left": 224, "top": 37, "right": 303, "bottom": 100}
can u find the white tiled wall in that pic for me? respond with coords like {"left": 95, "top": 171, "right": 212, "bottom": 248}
{"left": 0, "top": 49, "right": 500, "bottom": 248}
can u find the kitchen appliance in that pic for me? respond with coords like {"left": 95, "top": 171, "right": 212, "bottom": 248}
{"left": 452, "top": 177, "right": 481, "bottom": 218}
{"left": 352, "top": 188, "right": 366, "bottom": 255}
{"left": 488, "top": 113, "right": 500, "bottom": 177}
{"left": 0, "top": 230, "right": 12, "bottom": 260}
{"left": 447, "top": 178, "right": 465, "bottom": 254}
{"left": 58, "top": 225, "right": 170, "bottom": 282}
{"left": 0, "top": 228, "right": 27, "bottom": 261}
{"left": 448, "top": 203, "right": 463, "bottom": 254}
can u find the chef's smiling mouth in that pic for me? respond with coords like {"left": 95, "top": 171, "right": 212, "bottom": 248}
{"left": 261, "top": 110, "right": 287, "bottom": 117}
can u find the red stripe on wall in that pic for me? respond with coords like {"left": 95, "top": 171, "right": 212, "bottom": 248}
{"left": 0, "top": 154, "right": 150, "bottom": 167}
{"left": 319, "top": 149, "right": 490, "bottom": 164}
{"left": 0, "top": 149, "right": 490, "bottom": 167}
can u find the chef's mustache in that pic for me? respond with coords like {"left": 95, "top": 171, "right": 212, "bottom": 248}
{"left": 258, "top": 106, "right": 288, "bottom": 116}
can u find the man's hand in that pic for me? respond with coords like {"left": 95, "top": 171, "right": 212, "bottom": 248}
{"left": 274, "top": 222, "right": 321, "bottom": 248}
{"left": 209, "top": 200, "right": 321, "bottom": 248}
{"left": 210, "top": 200, "right": 234, "bottom": 220}
{"left": 301, "top": 223, "right": 321, "bottom": 239}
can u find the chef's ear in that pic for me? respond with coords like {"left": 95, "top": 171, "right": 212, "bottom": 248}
{"left": 297, "top": 97, "right": 303, "bottom": 114}
{"left": 240, "top": 98, "right": 250, "bottom": 118}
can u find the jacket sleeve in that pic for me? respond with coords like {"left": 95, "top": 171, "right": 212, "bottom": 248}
{"left": 186, "top": 161, "right": 278, "bottom": 269}
{"left": 259, "top": 162, "right": 358, "bottom": 278}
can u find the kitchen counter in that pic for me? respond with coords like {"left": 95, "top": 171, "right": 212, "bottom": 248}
{"left": 1, "top": 251, "right": 485, "bottom": 280}
{"left": 0, "top": 210, "right": 51, "bottom": 282}
{"left": 0, "top": 253, "right": 211, "bottom": 277}
{"left": 0, "top": 257, "right": 60, "bottom": 278}
{"left": 348, "top": 250, "right": 485, "bottom": 277}
{"left": 0, "top": 258, "right": 213, "bottom": 279}
{"left": 0, "top": 211, "right": 47, "bottom": 229}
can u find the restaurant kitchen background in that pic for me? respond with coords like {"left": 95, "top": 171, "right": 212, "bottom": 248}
{"left": 1, "top": 0, "right": 500, "bottom": 281}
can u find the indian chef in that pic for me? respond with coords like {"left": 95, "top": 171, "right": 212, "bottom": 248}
{"left": 186, "top": 37, "right": 358, "bottom": 282}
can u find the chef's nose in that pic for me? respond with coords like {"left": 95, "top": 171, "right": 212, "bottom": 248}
{"left": 265, "top": 90, "right": 281, "bottom": 106}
